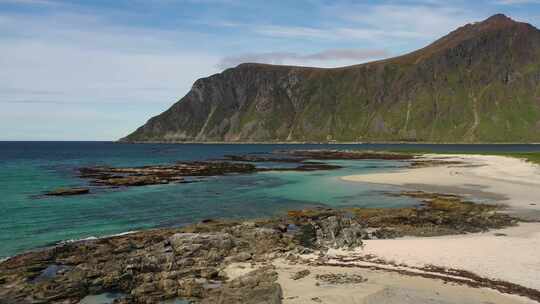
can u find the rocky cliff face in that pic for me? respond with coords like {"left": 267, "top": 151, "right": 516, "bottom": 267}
{"left": 123, "top": 14, "right": 540, "bottom": 143}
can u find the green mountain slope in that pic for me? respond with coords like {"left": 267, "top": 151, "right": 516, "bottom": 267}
{"left": 122, "top": 14, "right": 540, "bottom": 143}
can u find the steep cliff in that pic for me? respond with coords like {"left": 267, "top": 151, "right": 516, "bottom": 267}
{"left": 123, "top": 14, "right": 540, "bottom": 143}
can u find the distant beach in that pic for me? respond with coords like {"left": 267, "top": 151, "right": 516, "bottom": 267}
{"left": 341, "top": 154, "right": 540, "bottom": 292}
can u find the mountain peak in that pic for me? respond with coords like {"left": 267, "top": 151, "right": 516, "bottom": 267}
{"left": 463, "top": 14, "right": 535, "bottom": 39}
{"left": 390, "top": 14, "right": 535, "bottom": 65}
{"left": 484, "top": 13, "right": 514, "bottom": 24}
{"left": 478, "top": 14, "right": 519, "bottom": 29}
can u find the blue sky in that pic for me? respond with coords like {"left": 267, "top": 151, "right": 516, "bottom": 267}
{"left": 1, "top": 0, "right": 540, "bottom": 140}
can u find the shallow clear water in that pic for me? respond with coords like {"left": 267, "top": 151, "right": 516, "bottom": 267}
{"left": 2, "top": 142, "right": 540, "bottom": 258}
{"left": 78, "top": 292, "right": 126, "bottom": 304}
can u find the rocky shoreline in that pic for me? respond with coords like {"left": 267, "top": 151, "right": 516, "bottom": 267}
{"left": 0, "top": 190, "right": 524, "bottom": 304}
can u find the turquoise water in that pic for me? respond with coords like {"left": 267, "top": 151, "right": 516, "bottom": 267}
{"left": 2, "top": 142, "right": 540, "bottom": 258}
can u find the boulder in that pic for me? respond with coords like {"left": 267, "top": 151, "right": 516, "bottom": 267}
{"left": 202, "top": 266, "right": 282, "bottom": 304}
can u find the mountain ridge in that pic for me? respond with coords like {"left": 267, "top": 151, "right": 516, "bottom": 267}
{"left": 122, "top": 14, "right": 540, "bottom": 143}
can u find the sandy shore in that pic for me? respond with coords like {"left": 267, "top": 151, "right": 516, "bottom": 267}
{"left": 226, "top": 260, "right": 536, "bottom": 304}
{"left": 338, "top": 154, "right": 540, "bottom": 293}
{"left": 334, "top": 222, "right": 540, "bottom": 289}
{"left": 342, "top": 154, "right": 540, "bottom": 217}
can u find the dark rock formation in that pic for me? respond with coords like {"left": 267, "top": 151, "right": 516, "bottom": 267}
{"left": 277, "top": 150, "right": 415, "bottom": 160}
{"left": 222, "top": 155, "right": 304, "bottom": 163}
{"left": 45, "top": 188, "right": 90, "bottom": 196}
{"left": 201, "top": 266, "right": 282, "bottom": 304}
{"left": 315, "top": 273, "right": 367, "bottom": 285}
{"left": 78, "top": 161, "right": 258, "bottom": 187}
{"left": 287, "top": 191, "right": 517, "bottom": 239}
{"left": 260, "top": 163, "right": 343, "bottom": 172}
{"left": 290, "top": 269, "right": 310, "bottom": 280}
{"left": 0, "top": 222, "right": 290, "bottom": 304}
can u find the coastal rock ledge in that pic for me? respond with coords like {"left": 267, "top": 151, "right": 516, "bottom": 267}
{"left": 0, "top": 192, "right": 525, "bottom": 304}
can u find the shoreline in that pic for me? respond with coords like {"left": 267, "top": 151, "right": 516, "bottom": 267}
{"left": 342, "top": 154, "right": 540, "bottom": 216}
{"left": 1, "top": 188, "right": 529, "bottom": 304}
{"left": 2, "top": 151, "right": 540, "bottom": 303}
{"left": 117, "top": 140, "right": 540, "bottom": 145}
{"left": 340, "top": 153, "right": 540, "bottom": 293}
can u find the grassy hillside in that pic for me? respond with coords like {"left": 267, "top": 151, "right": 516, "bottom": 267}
{"left": 123, "top": 14, "right": 540, "bottom": 143}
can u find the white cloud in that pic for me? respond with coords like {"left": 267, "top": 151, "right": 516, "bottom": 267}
{"left": 217, "top": 48, "right": 390, "bottom": 69}
{"left": 254, "top": 25, "right": 333, "bottom": 39}
{"left": 1, "top": 40, "right": 218, "bottom": 104}
{"left": 252, "top": 24, "right": 428, "bottom": 44}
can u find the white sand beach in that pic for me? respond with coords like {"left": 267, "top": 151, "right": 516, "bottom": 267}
{"left": 342, "top": 154, "right": 540, "bottom": 215}
{"left": 330, "top": 222, "right": 540, "bottom": 290}
{"left": 338, "top": 154, "right": 540, "bottom": 292}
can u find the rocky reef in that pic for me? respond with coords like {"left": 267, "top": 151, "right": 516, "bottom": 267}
{"left": 277, "top": 150, "right": 415, "bottom": 161}
{"left": 43, "top": 150, "right": 414, "bottom": 195}
{"left": 0, "top": 191, "right": 518, "bottom": 304}
{"left": 79, "top": 161, "right": 258, "bottom": 187}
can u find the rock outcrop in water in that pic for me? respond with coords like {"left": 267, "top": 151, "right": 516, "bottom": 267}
{"left": 123, "top": 15, "right": 540, "bottom": 143}
{"left": 44, "top": 150, "right": 413, "bottom": 195}
{"left": 45, "top": 188, "right": 90, "bottom": 196}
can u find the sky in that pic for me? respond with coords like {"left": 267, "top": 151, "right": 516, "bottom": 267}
{"left": 1, "top": 0, "right": 540, "bottom": 141}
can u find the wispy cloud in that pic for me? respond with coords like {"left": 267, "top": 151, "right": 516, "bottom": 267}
{"left": 254, "top": 25, "right": 332, "bottom": 39}
{"left": 326, "top": 2, "right": 478, "bottom": 41}
{"left": 0, "top": 11, "right": 220, "bottom": 104}
{"left": 217, "top": 48, "right": 389, "bottom": 69}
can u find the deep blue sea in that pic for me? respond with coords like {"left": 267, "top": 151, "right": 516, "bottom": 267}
{"left": 2, "top": 142, "right": 540, "bottom": 259}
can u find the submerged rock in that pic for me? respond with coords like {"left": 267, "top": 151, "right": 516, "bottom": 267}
{"left": 84, "top": 161, "right": 258, "bottom": 187}
{"left": 96, "top": 175, "right": 169, "bottom": 187}
{"left": 277, "top": 150, "right": 415, "bottom": 161}
{"left": 45, "top": 187, "right": 90, "bottom": 196}
{"left": 261, "top": 163, "right": 343, "bottom": 172}
{"left": 222, "top": 155, "right": 304, "bottom": 163}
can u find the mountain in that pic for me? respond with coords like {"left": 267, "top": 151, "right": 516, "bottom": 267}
{"left": 122, "top": 14, "right": 540, "bottom": 143}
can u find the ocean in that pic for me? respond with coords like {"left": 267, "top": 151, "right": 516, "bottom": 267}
{"left": 2, "top": 141, "right": 540, "bottom": 258}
